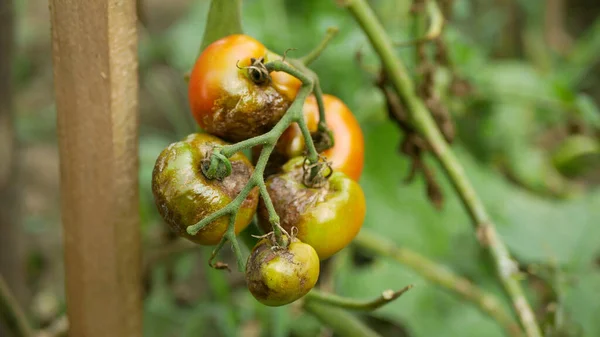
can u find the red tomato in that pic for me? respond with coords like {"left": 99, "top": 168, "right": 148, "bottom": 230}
{"left": 188, "top": 35, "right": 301, "bottom": 142}
{"left": 277, "top": 94, "right": 365, "bottom": 181}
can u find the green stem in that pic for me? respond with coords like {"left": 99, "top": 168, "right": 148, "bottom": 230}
{"left": 226, "top": 226, "right": 244, "bottom": 271}
{"left": 296, "top": 115, "right": 319, "bottom": 164}
{"left": 354, "top": 230, "right": 524, "bottom": 337}
{"left": 255, "top": 144, "right": 284, "bottom": 243}
{"left": 305, "top": 285, "right": 413, "bottom": 311}
{"left": 303, "top": 301, "right": 383, "bottom": 337}
{"left": 312, "top": 78, "right": 328, "bottom": 132}
{"left": 343, "top": 1, "right": 542, "bottom": 336}
{"left": 199, "top": 0, "right": 243, "bottom": 53}
{"left": 300, "top": 27, "right": 340, "bottom": 66}
{"left": 0, "top": 274, "right": 34, "bottom": 337}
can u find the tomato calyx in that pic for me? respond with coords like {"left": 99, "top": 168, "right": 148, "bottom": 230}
{"left": 301, "top": 156, "right": 333, "bottom": 188}
{"left": 253, "top": 224, "right": 298, "bottom": 250}
{"left": 237, "top": 56, "right": 271, "bottom": 85}
{"left": 201, "top": 147, "right": 233, "bottom": 181}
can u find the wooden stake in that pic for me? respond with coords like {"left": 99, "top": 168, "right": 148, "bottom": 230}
{"left": 49, "top": 0, "right": 142, "bottom": 336}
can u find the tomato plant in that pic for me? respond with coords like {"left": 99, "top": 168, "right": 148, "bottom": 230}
{"left": 245, "top": 236, "right": 320, "bottom": 306}
{"left": 188, "top": 34, "right": 302, "bottom": 142}
{"left": 152, "top": 133, "right": 259, "bottom": 245}
{"left": 257, "top": 158, "right": 366, "bottom": 260}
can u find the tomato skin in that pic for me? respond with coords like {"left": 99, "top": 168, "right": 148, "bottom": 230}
{"left": 258, "top": 158, "right": 366, "bottom": 260}
{"left": 246, "top": 237, "right": 319, "bottom": 306}
{"left": 188, "top": 35, "right": 301, "bottom": 142}
{"left": 152, "top": 133, "right": 259, "bottom": 245}
{"left": 277, "top": 94, "right": 365, "bottom": 181}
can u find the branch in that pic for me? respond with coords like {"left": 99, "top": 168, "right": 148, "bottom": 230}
{"left": 303, "top": 300, "right": 383, "bottom": 337}
{"left": 0, "top": 274, "right": 34, "bottom": 337}
{"left": 342, "top": 1, "right": 542, "bottom": 336}
{"left": 305, "top": 285, "right": 413, "bottom": 311}
{"left": 300, "top": 27, "right": 340, "bottom": 65}
{"left": 354, "top": 231, "right": 523, "bottom": 337}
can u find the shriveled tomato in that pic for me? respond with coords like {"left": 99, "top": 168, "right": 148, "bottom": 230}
{"left": 246, "top": 237, "right": 319, "bottom": 306}
{"left": 276, "top": 94, "right": 364, "bottom": 181}
{"left": 258, "top": 158, "right": 366, "bottom": 260}
{"left": 152, "top": 133, "right": 259, "bottom": 245}
{"left": 188, "top": 35, "right": 301, "bottom": 142}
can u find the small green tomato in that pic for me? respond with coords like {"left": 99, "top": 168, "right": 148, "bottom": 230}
{"left": 245, "top": 237, "right": 319, "bottom": 306}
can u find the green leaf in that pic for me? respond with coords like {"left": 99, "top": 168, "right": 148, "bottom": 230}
{"left": 574, "top": 93, "right": 600, "bottom": 129}
{"left": 200, "top": 0, "right": 243, "bottom": 52}
{"left": 562, "top": 270, "right": 600, "bottom": 337}
{"left": 552, "top": 135, "right": 600, "bottom": 177}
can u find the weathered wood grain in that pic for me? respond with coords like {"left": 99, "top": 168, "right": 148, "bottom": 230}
{"left": 49, "top": 0, "right": 142, "bottom": 335}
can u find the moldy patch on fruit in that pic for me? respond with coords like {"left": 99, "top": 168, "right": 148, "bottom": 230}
{"left": 206, "top": 82, "right": 292, "bottom": 142}
{"left": 152, "top": 133, "right": 259, "bottom": 245}
{"left": 245, "top": 238, "right": 319, "bottom": 306}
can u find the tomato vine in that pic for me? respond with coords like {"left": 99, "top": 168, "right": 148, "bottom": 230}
{"left": 185, "top": 31, "right": 339, "bottom": 270}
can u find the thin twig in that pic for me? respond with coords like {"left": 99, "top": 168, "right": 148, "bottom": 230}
{"left": 354, "top": 231, "right": 523, "bottom": 337}
{"left": 342, "top": 1, "right": 542, "bottom": 336}
{"left": 300, "top": 27, "right": 340, "bottom": 65}
{"left": 0, "top": 274, "right": 34, "bottom": 337}
{"left": 305, "top": 285, "right": 413, "bottom": 311}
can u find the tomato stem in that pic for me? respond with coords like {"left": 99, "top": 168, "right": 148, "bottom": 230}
{"left": 299, "top": 27, "right": 339, "bottom": 66}
{"left": 305, "top": 285, "right": 413, "bottom": 311}
{"left": 354, "top": 230, "right": 524, "bottom": 337}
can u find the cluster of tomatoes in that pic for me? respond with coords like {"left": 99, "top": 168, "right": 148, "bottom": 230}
{"left": 152, "top": 35, "right": 366, "bottom": 306}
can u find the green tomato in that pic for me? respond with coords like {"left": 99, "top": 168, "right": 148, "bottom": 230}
{"left": 245, "top": 237, "right": 319, "bottom": 306}
{"left": 152, "top": 133, "right": 258, "bottom": 245}
{"left": 258, "top": 158, "right": 366, "bottom": 259}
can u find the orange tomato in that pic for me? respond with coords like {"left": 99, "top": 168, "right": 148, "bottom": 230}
{"left": 188, "top": 35, "right": 301, "bottom": 142}
{"left": 277, "top": 94, "right": 364, "bottom": 181}
{"left": 258, "top": 158, "right": 366, "bottom": 260}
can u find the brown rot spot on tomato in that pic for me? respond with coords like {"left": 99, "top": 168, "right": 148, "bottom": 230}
{"left": 245, "top": 237, "right": 319, "bottom": 307}
{"left": 258, "top": 158, "right": 366, "bottom": 260}
{"left": 151, "top": 133, "right": 259, "bottom": 246}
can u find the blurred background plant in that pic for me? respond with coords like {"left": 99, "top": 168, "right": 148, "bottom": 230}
{"left": 3, "top": 0, "right": 600, "bottom": 336}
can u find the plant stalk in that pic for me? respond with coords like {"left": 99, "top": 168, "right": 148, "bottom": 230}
{"left": 0, "top": 274, "right": 34, "bottom": 337}
{"left": 306, "top": 285, "right": 413, "bottom": 311}
{"left": 355, "top": 231, "right": 524, "bottom": 337}
{"left": 342, "top": 1, "right": 542, "bottom": 336}
{"left": 300, "top": 27, "right": 340, "bottom": 66}
{"left": 199, "top": 0, "right": 243, "bottom": 52}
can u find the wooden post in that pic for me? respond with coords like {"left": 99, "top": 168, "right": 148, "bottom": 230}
{"left": 49, "top": 0, "right": 142, "bottom": 336}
